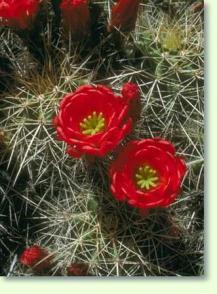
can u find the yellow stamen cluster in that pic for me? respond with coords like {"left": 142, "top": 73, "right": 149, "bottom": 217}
{"left": 135, "top": 165, "right": 159, "bottom": 190}
{"left": 80, "top": 111, "right": 105, "bottom": 136}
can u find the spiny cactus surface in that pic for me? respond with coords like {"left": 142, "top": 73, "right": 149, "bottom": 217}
{"left": 0, "top": 0, "right": 204, "bottom": 276}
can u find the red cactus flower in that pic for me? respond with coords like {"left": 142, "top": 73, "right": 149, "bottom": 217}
{"left": 109, "top": 138, "right": 186, "bottom": 209}
{"left": 109, "top": 0, "right": 140, "bottom": 33}
{"left": 53, "top": 83, "right": 139, "bottom": 158}
{"left": 67, "top": 263, "right": 89, "bottom": 276}
{"left": 20, "top": 245, "right": 51, "bottom": 270}
{"left": 0, "top": 0, "right": 41, "bottom": 29}
{"left": 60, "top": 0, "right": 90, "bottom": 40}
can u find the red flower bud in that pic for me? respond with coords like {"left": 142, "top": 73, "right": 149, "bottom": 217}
{"left": 60, "top": 0, "right": 90, "bottom": 40}
{"left": 110, "top": 138, "right": 187, "bottom": 209}
{"left": 67, "top": 263, "right": 89, "bottom": 276}
{"left": 122, "top": 82, "right": 140, "bottom": 102}
{"left": 53, "top": 84, "right": 137, "bottom": 158}
{"left": 0, "top": 0, "right": 41, "bottom": 29}
{"left": 121, "top": 82, "right": 141, "bottom": 124}
{"left": 191, "top": 1, "right": 204, "bottom": 13}
{"left": 0, "top": 130, "right": 5, "bottom": 143}
{"left": 20, "top": 245, "right": 51, "bottom": 271}
{"left": 109, "top": 0, "right": 140, "bottom": 33}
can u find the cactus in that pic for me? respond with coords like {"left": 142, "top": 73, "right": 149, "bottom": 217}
{"left": 0, "top": 1, "right": 203, "bottom": 276}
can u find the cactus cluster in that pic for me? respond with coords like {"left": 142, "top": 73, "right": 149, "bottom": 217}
{"left": 0, "top": 0, "right": 204, "bottom": 276}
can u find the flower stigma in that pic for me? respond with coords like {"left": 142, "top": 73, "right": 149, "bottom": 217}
{"left": 135, "top": 164, "right": 159, "bottom": 190}
{"left": 80, "top": 111, "right": 105, "bottom": 135}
